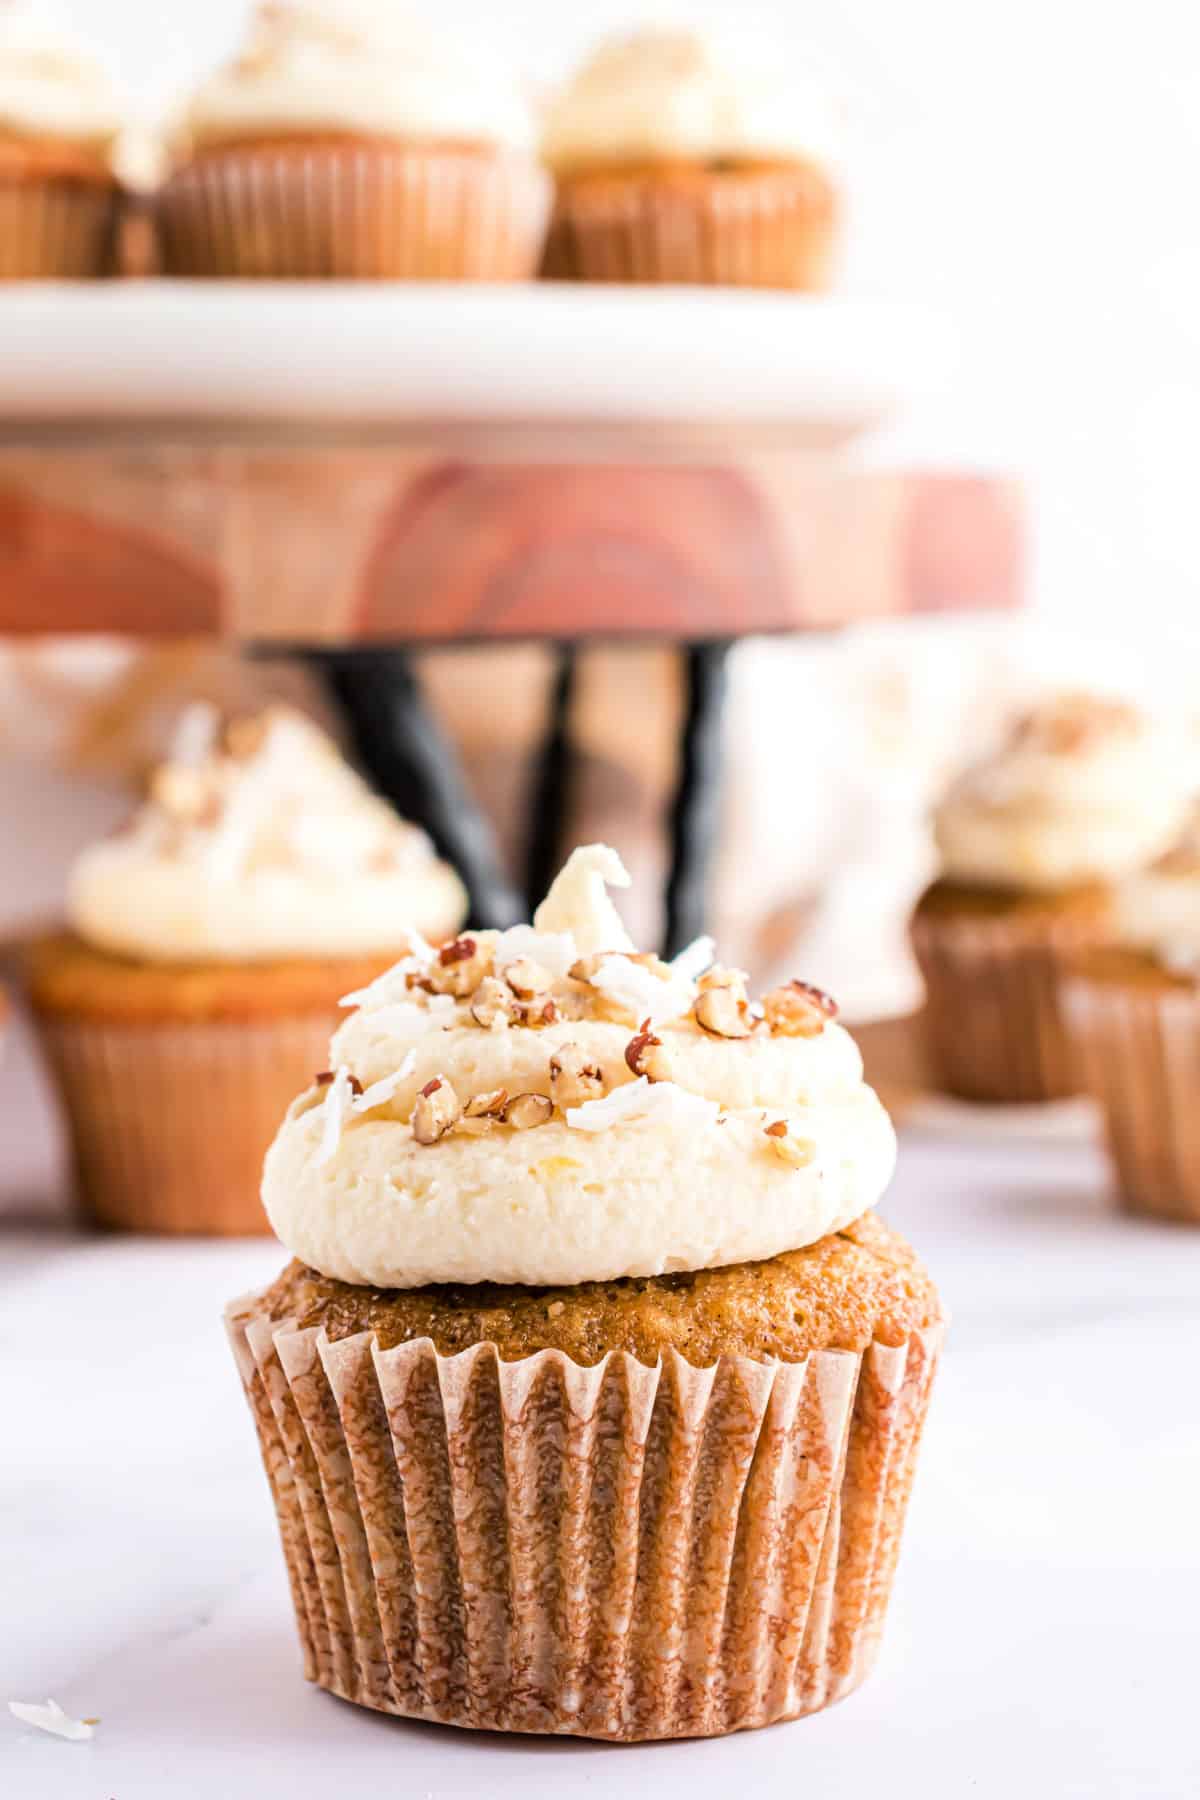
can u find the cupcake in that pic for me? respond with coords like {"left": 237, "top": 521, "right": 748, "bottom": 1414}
{"left": 227, "top": 843, "right": 944, "bottom": 1739}
{"left": 912, "top": 692, "right": 1193, "bottom": 1105}
{"left": 27, "top": 705, "right": 466, "bottom": 1235}
{"left": 1062, "top": 815, "right": 1200, "bottom": 1221}
{"left": 156, "top": 0, "right": 550, "bottom": 279}
{"left": 540, "top": 29, "right": 840, "bottom": 288}
{"left": 0, "top": 1, "right": 124, "bottom": 277}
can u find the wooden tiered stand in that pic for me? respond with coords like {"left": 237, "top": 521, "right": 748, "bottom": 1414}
{"left": 0, "top": 286, "right": 1022, "bottom": 954}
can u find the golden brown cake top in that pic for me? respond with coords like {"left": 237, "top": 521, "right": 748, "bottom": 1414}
{"left": 255, "top": 1211, "right": 941, "bottom": 1366}
{"left": 24, "top": 931, "right": 406, "bottom": 1024}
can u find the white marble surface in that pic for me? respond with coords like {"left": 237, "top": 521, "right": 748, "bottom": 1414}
{"left": 3, "top": 1119, "right": 1200, "bottom": 1798}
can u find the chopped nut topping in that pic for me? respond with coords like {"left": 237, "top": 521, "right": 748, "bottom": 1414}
{"left": 625, "top": 1020, "right": 673, "bottom": 1081}
{"left": 762, "top": 980, "right": 838, "bottom": 1038}
{"left": 426, "top": 935, "right": 495, "bottom": 997}
{"left": 465, "top": 1087, "right": 508, "bottom": 1118}
{"left": 469, "top": 976, "right": 514, "bottom": 1029}
{"left": 412, "top": 1076, "right": 462, "bottom": 1144}
{"left": 697, "top": 963, "right": 749, "bottom": 1006}
{"left": 693, "top": 986, "right": 752, "bottom": 1039}
{"left": 764, "top": 1119, "right": 817, "bottom": 1168}
{"left": 549, "top": 1043, "right": 605, "bottom": 1109}
{"left": 515, "top": 996, "right": 561, "bottom": 1029}
{"left": 503, "top": 956, "right": 552, "bottom": 999}
{"left": 568, "top": 952, "right": 610, "bottom": 984}
{"left": 504, "top": 1092, "right": 554, "bottom": 1131}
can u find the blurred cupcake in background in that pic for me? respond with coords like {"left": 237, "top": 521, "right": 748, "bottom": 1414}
{"left": 1062, "top": 807, "right": 1200, "bottom": 1222}
{"left": 156, "top": 0, "right": 550, "bottom": 278}
{"left": 911, "top": 692, "right": 1193, "bottom": 1105}
{"left": 540, "top": 27, "right": 841, "bottom": 287}
{"left": 26, "top": 705, "right": 466, "bottom": 1235}
{"left": 0, "top": 0, "right": 126, "bottom": 277}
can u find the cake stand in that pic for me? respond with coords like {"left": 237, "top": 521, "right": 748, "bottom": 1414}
{"left": 0, "top": 283, "right": 1022, "bottom": 948}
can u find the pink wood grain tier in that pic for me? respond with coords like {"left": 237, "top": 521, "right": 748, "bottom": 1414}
{"left": 0, "top": 440, "right": 1023, "bottom": 641}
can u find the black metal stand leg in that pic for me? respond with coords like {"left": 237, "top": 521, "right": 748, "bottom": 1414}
{"left": 664, "top": 642, "right": 731, "bottom": 959}
{"left": 310, "top": 648, "right": 524, "bottom": 930}
{"left": 522, "top": 645, "right": 577, "bottom": 913}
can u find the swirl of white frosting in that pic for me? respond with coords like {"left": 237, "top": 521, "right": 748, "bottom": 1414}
{"left": 0, "top": 2, "right": 124, "bottom": 154}
{"left": 182, "top": 0, "right": 535, "bottom": 153}
{"left": 1110, "top": 806, "right": 1200, "bottom": 972}
{"left": 541, "top": 28, "right": 841, "bottom": 175}
{"left": 68, "top": 705, "right": 466, "bottom": 962}
{"left": 935, "top": 693, "right": 1194, "bottom": 893}
{"left": 262, "top": 843, "right": 896, "bottom": 1286}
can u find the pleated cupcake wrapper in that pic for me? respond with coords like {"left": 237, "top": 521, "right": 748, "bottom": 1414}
{"left": 226, "top": 1297, "right": 942, "bottom": 1740}
{"left": 155, "top": 143, "right": 551, "bottom": 279}
{"left": 1061, "top": 972, "right": 1200, "bottom": 1223}
{"left": 543, "top": 167, "right": 836, "bottom": 288}
{"left": 0, "top": 175, "right": 119, "bottom": 278}
{"left": 911, "top": 905, "right": 1108, "bottom": 1105}
{"left": 33, "top": 1012, "right": 337, "bottom": 1234}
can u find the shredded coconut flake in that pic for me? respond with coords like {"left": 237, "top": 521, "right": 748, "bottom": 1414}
{"left": 338, "top": 939, "right": 434, "bottom": 1009}
{"left": 670, "top": 934, "right": 716, "bottom": 983}
{"left": 315, "top": 1066, "right": 356, "bottom": 1165}
{"left": 492, "top": 924, "right": 578, "bottom": 979}
{"left": 566, "top": 1076, "right": 719, "bottom": 1133}
{"left": 591, "top": 954, "right": 695, "bottom": 1025}
{"left": 8, "top": 1699, "right": 95, "bottom": 1742}
{"left": 352, "top": 1050, "right": 416, "bottom": 1113}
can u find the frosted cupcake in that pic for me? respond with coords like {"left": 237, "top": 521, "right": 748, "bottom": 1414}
{"left": 912, "top": 693, "right": 1193, "bottom": 1104}
{"left": 156, "top": 0, "right": 549, "bottom": 278}
{"left": 540, "top": 28, "right": 840, "bottom": 287}
{"left": 27, "top": 705, "right": 466, "bottom": 1235}
{"left": 1062, "top": 812, "right": 1200, "bottom": 1221}
{"left": 0, "top": 1, "right": 124, "bottom": 277}
{"left": 227, "top": 844, "right": 944, "bottom": 1739}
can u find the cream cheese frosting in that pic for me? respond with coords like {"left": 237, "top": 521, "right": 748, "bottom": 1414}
{"left": 1111, "top": 807, "right": 1200, "bottom": 972}
{"left": 0, "top": 2, "right": 124, "bottom": 155}
{"left": 68, "top": 705, "right": 466, "bottom": 962}
{"left": 934, "top": 693, "right": 1194, "bottom": 893}
{"left": 541, "top": 28, "right": 841, "bottom": 175}
{"left": 261, "top": 843, "right": 897, "bottom": 1286}
{"left": 181, "top": 0, "right": 536, "bottom": 153}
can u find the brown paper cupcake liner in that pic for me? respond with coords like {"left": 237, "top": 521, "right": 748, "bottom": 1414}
{"left": 226, "top": 1297, "right": 942, "bottom": 1740}
{"left": 34, "top": 1012, "right": 337, "bottom": 1234}
{"left": 0, "top": 175, "right": 120, "bottom": 277}
{"left": 1061, "top": 971, "right": 1200, "bottom": 1223}
{"left": 542, "top": 165, "right": 836, "bottom": 288}
{"left": 911, "top": 905, "right": 1106, "bottom": 1104}
{"left": 155, "top": 142, "right": 551, "bottom": 279}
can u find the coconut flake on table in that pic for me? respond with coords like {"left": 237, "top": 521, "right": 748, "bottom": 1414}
{"left": 8, "top": 1699, "right": 95, "bottom": 1741}
{"left": 566, "top": 1076, "right": 719, "bottom": 1133}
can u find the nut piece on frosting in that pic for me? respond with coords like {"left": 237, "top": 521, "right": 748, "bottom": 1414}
{"left": 625, "top": 1021, "right": 672, "bottom": 1081}
{"left": 764, "top": 1118, "right": 817, "bottom": 1167}
{"left": 426, "top": 935, "right": 494, "bottom": 997}
{"left": 412, "top": 1076, "right": 462, "bottom": 1144}
{"left": 693, "top": 985, "right": 752, "bottom": 1039}
{"left": 762, "top": 980, "right": 838, "bottom": 1038}
{"left": 549, "top": 1043, "right": 605, "bottom": 1109}
{"left": 504, "top": 1092, "right": 554, "bottom": 1131}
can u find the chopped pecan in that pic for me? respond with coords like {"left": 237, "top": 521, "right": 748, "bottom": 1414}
{"left": 503, "top": 956, "right": 552, "bottom": 999}
{"left": 549, "top": 1043, "right": 605, "bottom": 1109}
{"left": 504, "top": 1092, "right": 554, "bottom": 1131}
{"left": 426, "top": 935, "right": 494, "bottom": 997}
{"left": 697, "top": 963, "right": 749, "bottom": 1006}
{"left": 693, "top": 986, "right": 752, "bottom": 1039}
{"left": 465, "top": 1087, "right": 508, "bottom": 1118}
{"left": 625, "top": 1020, "right": 672, "bottom": 1081}
{"left": 762, "top": 980, "right": 838, "bottom": 1038}
{"left": 412, "top": 1076, "right": 461, "bottom": 1144}
{"left": 568, "top": 952, "right": 610, "bottom": 984}
{"left": 470, "top": 975, "right": 515, "bottom": 1029}
{"left": 515, "top": 996, "right": 560, "bottom": 1029}
{"left": 764, "top": 1119, "right": 816, "bottom": 1168}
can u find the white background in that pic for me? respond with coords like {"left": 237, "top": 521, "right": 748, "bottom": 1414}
{"left": 48, "top": 0, "right": 1200, "bottom": 647}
